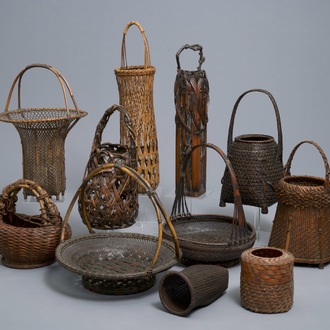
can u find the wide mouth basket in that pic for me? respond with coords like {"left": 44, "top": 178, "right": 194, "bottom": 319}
{"left": 56, "top": 163, "right": 181, "bottom": 295}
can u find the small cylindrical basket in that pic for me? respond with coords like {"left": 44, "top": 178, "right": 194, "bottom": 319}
{"left": 78, "top": 104, "right": 139, "bottom": 230}
{"left": 114, "top": 21, "right": 160, "bottom": 192}
{"left": 0, "top": 64, "right": 87, "bottom": 200}
{"left": 240, "top": 247, "right": 294, "bottom": 314}
{"left": 175, "top": 44, "right": 209, "bottom": 197}
{"left": 0, "top": 179, "right": 72, "bottom": 269}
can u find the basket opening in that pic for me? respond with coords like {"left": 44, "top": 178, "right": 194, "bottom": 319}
{"left": 251, "top": 248, "right": 282, "bottom": 258}
{"left": 235, "top": 134, "right": 273, "bottom": 143}
{"left": 284, "top": 176, "right": 325, "bottom": 187}
{"left": 2, "top": 213, "right": 47, "bottom": 228}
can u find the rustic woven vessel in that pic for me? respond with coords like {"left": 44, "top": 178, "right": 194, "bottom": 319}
{"left": 0, "top": 179, "right": 72, "bottom": 269}
{"left": 114, "top": 21, "right": 159, "bottom": 192}
{"left": 56, "top": 163, "right": 181, "bottom": 295}
{"left": 220, "top": 89, "right": 283, "bottom": 214}
{"left": 78, "top": 104, "right": 138, "bottom": 230}
{"left": 0, "top": 64, "right": 87, "bottom": 200}
{"left": 268, "top": 140, "right": 330, "bottom": 269}
{"left": 163, "top": 143, "right": 256, "bottom": 267}
{"left": 240, "top": 247, "right": 294, "bottom": 314}
{"left": 175, "top": 44, "right": 209, "bottom": 197}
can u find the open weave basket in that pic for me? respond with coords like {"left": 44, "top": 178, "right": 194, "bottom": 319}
{"left": 269, "top": 140, "right": 330, "bottom": 268}
{"left": 56, "top": 163, "right": 181, "bottom": 295}
{"left": 78, "top": 104, "right": 138, "bottom": 230}
{"left": 114, "top": 21, "right": 159, "bottom": 192}
{"left": 0, "top": 179, "right": 71, "bottom": 269}
{"left": 0, "top": 64, "right": 87, "bottom": 199}
{"left": 175, "top": 44, "right": 209, "bottom": 197}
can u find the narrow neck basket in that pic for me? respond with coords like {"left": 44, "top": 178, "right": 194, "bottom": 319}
{"left": 78, "top": 104, "right": 138, "bottom": 230}
{"left": 114, "top": 21, "right": 159, "bottom": 192}
{"left": 220, "top": 89, "right": 283, "bottom": 214}
{"left": 175, "top": 44, "right": 209, "bottom": 197}
{"left": 0, "top": 63, "right": 88, "bottom": 200}
{"left": 56, "top": 163, "right": 181, "bottom": 295}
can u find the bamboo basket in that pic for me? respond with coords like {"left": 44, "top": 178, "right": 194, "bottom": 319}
{"left": 175, "top": 44, "right": 209, "bottom": 197}
{"left": 268, "top": 140, "right": 330, "bottom": 269}
{"left": 78, "top": 104, "right": 138, "bottom": 230}
{"left": 0, "top": 64, "right": 87, "bottom": 200}
{"left": 114, "top": 21, "right": 159, "bottom": 192}
{"left": 56, "top": 163, "right": 181, "bottom": 295}
{"left": 0, "top": 179, "right": 71, "bottom": 269}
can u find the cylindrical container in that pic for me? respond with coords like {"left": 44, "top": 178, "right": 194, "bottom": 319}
{"left": 240, "top": 247, "right": 294, "bottom": 314}
{"left": 159, "top": 264, "right": 228, "bottom": 316}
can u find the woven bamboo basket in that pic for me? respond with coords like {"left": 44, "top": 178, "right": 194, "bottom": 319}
{"left": 220, "top": 89, "right": 283, "bottom": 214}
{"left": 163, "top": 143, "right": 256, "bottom": 267}
{"left": 56, "top": 163, "right": 181, "bottom": 295}
{"left": 78, "top": 104, "right": 138, "bottom": 230}
{"left": 0, "top": 63, "right": 87, "bottom": 200}
{"left": 240, "top": 247, "right": 294, "bottom": 314}
{"left": 175, "top": 44, "right": 209, "bottom": 197}
{"left": 114, "top": 21, "right": 159, "bottom": 193}
{"left": 268, "top": 140, "right": 330, "bottom": 269}
{"left": 0, "top": 179, "right": 72, "bottom": 269}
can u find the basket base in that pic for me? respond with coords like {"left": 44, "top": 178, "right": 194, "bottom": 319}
{"left": 82, "top": 274, "right": 156, "bottom": 295}
{"left": 180, "top": 256, "right": 240, "bottom": 268}
{"left": 1, "top": 257, "right": 55, "bottom": 269}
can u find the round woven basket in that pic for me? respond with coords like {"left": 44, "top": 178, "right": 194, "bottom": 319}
{"left": 240, "top": 247, "right": 294, "bottom": 314}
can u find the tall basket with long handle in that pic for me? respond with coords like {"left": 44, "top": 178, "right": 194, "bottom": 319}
{"left": 0, "top": 64, "right": 88, "bottom": 200}
{"left": 114, "top": 21, "right": 159, "bottom": 192}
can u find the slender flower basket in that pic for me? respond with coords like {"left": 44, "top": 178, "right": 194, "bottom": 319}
{"left": 175, "top": 44, "right": 209, "bottom": 197}
{"left": 114, "top": 21, "right": 159, "bottom": 193}
{"left": 0, "top": 64, "right": 87, "bottom": 200}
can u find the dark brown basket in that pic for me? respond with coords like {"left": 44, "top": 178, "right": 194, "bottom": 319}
{"left": 220, "top": 89, "right": 283, "bottom": 214}
{"left": 0, "top": 179, "right": 72, "bottom": 269}
{"left": 163, "top": 143, "right": 256, "bottom": 266}
{"left": 114, "top": 21, "right": 159, "bottom": 192}
{"left": 56, "top": 163, "right": 181, "bottom": 295}
{"left": 268, "top": 140, "right": 330, "bottom": 269}
{"left": 175, "top": 44, "right": 209, "bottom": 197}
{"left": 0, "top": 64, "right": 87, "bottom": 200}
{"left": 78, "top": 104, "right": 138, "bottom": 230}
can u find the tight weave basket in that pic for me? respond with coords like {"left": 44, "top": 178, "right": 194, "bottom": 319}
{"left": 78, "top": 104, "right": 138, "bottom": 230}
{"left": 220, "top": 89, "right": 283, "bottom": 214}
{"left": 268, "top": 140, "right": 330, "bottom": 269}
{"left": 175, "top": 44, "right": 209, "bottom": 197}
{"left": 114, "top": 21, "right": 159, "bottom": 192}
{"left": 0, "top": 64, "right": 87, "bottom": 200}
{"left": 0, "top": 179, "right": 72, "bottom": 269}
{"left": 240, "top": 247, "right": 294, "bottom": 314}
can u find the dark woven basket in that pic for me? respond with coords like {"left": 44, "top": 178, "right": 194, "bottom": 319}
{"left": 163, "top": 143, "right": 256, "bottom": 266}
{"left": 220, "top": 89, "right": 283, "bottom": 214}
{"left": 268, "top": 140, "right": 330, "bottom": 269}
{"left": 0, "top": 179, "right": 72, "bottom": 269}
{"left": 0, "top": 64, "right": 87, "bottom": 200}
{"left": 78, "top": 104, "right": 138, "bottom": 230}
{"left": 175, "top": 44, "right": 209, "bottom": 197}
{"left": 56, "top": 163, "right": 181, "bottom": 295}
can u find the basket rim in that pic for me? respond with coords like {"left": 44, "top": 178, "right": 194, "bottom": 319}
{"left": 234, "top": 133, "right": 275, "bottom": 143}
{"left": 281, "top": 175, "right": 326, "bottom": 187}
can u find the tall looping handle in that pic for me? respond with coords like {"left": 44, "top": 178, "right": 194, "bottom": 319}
{"left": 227, "top": 89, "right": 283, "bottom": 163}
{"left": 176, "top": 44, "right": 205, "bottom": 71}
{"left": 120, "top": 21, "right": 151, "bottom": 69}
{"left": 284, "top": 140, "right": 330, "bottom": 191}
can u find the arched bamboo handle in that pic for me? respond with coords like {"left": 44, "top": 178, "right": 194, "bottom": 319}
{"left": 176, "top": 44, "right": 205, "bottom": 71}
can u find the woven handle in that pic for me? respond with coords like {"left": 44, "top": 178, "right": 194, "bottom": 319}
{"left": 176, "top": 44, "right": 205, "bottom": 71}
{"left": 227, "top": 89, "right": 283, "bottom": 162}
{"left": 4, "top": 63, "right": 80, "bottom": 118}
{"left": 120, "top": 21, "right": 151, "bottom": 68}
{"left": 60, "top": 163, "right": 181, "bottom": 269}
{"left": 284, "top": 140, "right": 330, "bottom": 189}
{"left": 172, "top": 143, "right": 247, "bottom": 231}
{"left": 0, "top": 179, "right": 61, "bottom": 225}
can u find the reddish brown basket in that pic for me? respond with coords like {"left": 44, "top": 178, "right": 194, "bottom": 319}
{"left": 0, "top": 179, "right": 71, "bottom": 269}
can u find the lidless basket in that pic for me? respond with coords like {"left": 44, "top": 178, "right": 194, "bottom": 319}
{"left": 0, "top": 63, "right": 88, "bottom": 200}
{"left": 0, "top": 179, "right": 72, "bottom": 269}
{"left": 163, "top": 143, "right": 256, "bottom": 267}
{"left": 56, "top": 163, "right": 181, "bottom": 295}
